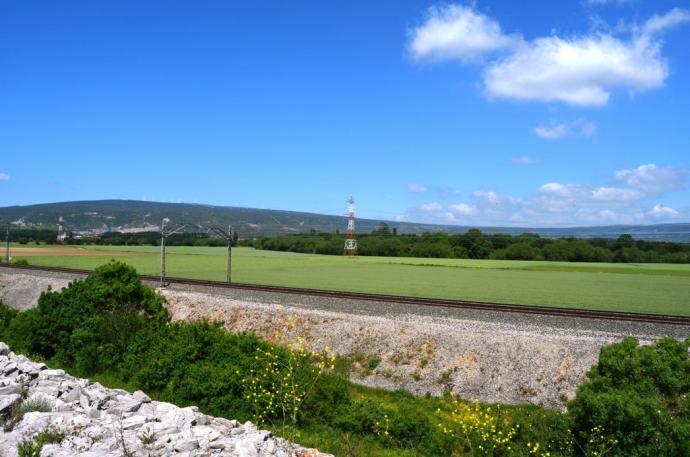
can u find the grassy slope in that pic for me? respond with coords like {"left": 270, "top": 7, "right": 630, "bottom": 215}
{"left": 11, "top": 245, "right": 690, "bottom": 315}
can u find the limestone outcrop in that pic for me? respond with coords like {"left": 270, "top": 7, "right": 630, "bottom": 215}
{"left": 0, "top": 342, "right": 330, "bottom": 457}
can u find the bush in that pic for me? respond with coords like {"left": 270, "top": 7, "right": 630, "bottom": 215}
{"left": 334, "top": 399, "right": 388, "bottom": 435}
{"left": 123, "top": 321, "right": 265, "bottom": 417}
{"left": 6, "top": 261, "right": 169, "bottom": 373}
{"left": 15, "top": 427, "right": 64, "bottom": 457}
{"left": 17, "top": 439, "right": 42, "bottom": 457}
{"left": 3, "top": 398, "right": 54, "bottom": 431}
{"left": 0, "top": 300, "right": 18, "bottom": 340}
{"left": 568, "top": 337, "right": 690, "bottom": 457}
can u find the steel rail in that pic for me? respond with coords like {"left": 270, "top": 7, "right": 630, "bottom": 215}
{"left": 2, "top": 263, "right": 689, "bottom": 326}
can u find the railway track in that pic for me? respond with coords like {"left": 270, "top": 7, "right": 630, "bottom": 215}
{"left": 2, "top": 263, "right": 690, "bottom": 326}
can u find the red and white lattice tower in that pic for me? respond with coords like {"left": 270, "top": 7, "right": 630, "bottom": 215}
{"left": 343, "top": 196, "right": 357, "bottom": 256}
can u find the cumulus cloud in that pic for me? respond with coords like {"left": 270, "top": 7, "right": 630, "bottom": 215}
{"left": 642, "top": 8, "right": 690, "bottom": 35}
{"left": 648, "top": 204, "right": 680, "bottom": 218}
{"left": 538, "top": 182, "right": 643, "bottom": 203}
{"left": 614, "top": 163, "right": 689, "bottom": 193}
{"left": 534, "top": 124, "right": 569, "bottom": 139}
{"left": 409, "top": 5, "right": 690, "bottom": 107}
{"left": 512, "top": 156, "right": 538, "bottom": 165}
{"left": 449, "top": 203, "right": 477, "bottom": 215}
{"left": 408, "top": 4, "right": 518, "bottom": 62}
{"left": 534, "top": 119, "right": 597, "bottom": 139}
{"left": 0, "top": 173, "right": 9, "bottom": 181}
{"left": 407, "top": 183, "right": 428, "bottom": 193}
{"left": 419, "top": 202, "right": 442, "bottom": 212}
{"left": 398, "top": 163, "right": 688, "bottom": 226}
{"left": 485, "top": 32, "right": 668, "bottom": 107}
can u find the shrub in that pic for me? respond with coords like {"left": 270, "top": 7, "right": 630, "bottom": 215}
{"left": 17, "top": 439, "right": 42, "bottom": 457}
{"left": 6, "top": 261, "right": 169, "bottom": 373}
{"left": 122, "top": 321, "right": 260, "bottom": 416}
{"left": 334, "top": 399, "right": 388, "bottom": 435}
{"left": 3, "top": 398, "right": 54, "bottom": 431}
{"left": 0, "top": 300, "right": 18, "bottom": 340}
{"left": 568, "top": 337, "right": 690, "bottom": 457}
{"left": 16, "top": 427, "right": 65, "bottom": 457}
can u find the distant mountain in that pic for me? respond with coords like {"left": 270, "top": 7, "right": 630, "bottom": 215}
{"left": 1, "top": 200, "right": 689, "bottom": 242}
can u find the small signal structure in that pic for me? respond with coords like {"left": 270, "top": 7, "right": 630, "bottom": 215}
{"left": 56, "top": 216, "right": 67, "bottom": 244}
{"left": 160, "top": 218, "right": 185, "bottom": 287}
{"left": 4, "top": 225, "right": 10, "bottom": 263}
{"left": 209, "top": 225, "right": 235, "bottom": 284}
{"left": 343, "top": 196, "right": 357, "bottom": 256}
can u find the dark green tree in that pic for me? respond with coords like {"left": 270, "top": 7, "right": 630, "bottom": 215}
{"left": 569, "top": 337, "right": 690, "bottom": 457}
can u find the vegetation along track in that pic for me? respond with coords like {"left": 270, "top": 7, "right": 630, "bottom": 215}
{"left": 2, "top": 263, "right": 690, "bottom": 326}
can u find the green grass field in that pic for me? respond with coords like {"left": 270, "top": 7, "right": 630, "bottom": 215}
{"left": 8, "top": 244, "right": 690, "bottom": 316}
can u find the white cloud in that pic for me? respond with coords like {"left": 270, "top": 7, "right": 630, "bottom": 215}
{"left": 449, "top": 203, "right": 477, "bottom": 215}
{"left": 410, "top": 6, "right": 689, "bottom": 107}
{"left": 408, "top": 4, "right": 518, "bottom": 62}
{"left": 534, "top": 119, "right": 597, "bottom": 139}
{"left": 407, "top": 183, "right": 428, "bottom": 193}
{"left": 585, "top": 0, "right": 633, "bottom": 6}
{"left": 538, "top": 182, "right": 643, "bottom": 203}
{"left": 399, "top": 163, "right": 688, "bottom": 226}
{"left": 472, "top": 190, "right": 502, "bottom": 205}
{"left": 642, "top": 8, "right": 690, "bottom": 35}
{"left": 485, "top": 33, "right": 667, "bottom": 107}
{"left": 512, "top": 156, "right": 538, "bottom": 165}
{"left": 0, "top": 173, "right": 9, "bottom": 181}
{"left": 419, "top": 202, "right": 442, "bottom": 212}
{"left": 534, "top": 124, "right": 569, "bottom": 139}
{"left": 485, "top": 9, "right": 690, "bottom": 106}
{"left": 614, "top": 163, "right": 689, "bottom": 193}
{"left": 648, "top": 204, "right": 680, "bottom": 218}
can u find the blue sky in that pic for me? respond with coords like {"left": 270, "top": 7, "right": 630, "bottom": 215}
{"left": 1, "top": 0, "right": 689, "bottom": 227}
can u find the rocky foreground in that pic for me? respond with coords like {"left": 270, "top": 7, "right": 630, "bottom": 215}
{"left": 0, "top": 343, "right": 329, "bottom": 457}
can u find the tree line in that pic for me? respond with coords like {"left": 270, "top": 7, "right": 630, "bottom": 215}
{"left": 7, "top": 226, "right": 690, "bottom": 263}
{"left": 6, "top": 229, "right": 233, "bottom": 247}
{"left": 254, "top": 227, "right": 690, "bottom": 263}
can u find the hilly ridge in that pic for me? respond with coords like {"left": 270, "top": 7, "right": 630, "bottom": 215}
{"left": 1, "top": 199, "right": 689, "bottom": 241}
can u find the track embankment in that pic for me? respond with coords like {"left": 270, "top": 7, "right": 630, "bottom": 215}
{"left": 2, "top": 263, "right": 689, "bottom": 325}
{"left": 1, "top": 265, "right": 689, "bottom": 410}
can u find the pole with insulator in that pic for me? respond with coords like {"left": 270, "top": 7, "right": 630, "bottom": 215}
{"left": 210, "top": 225, "right": 233, "bottom": 283}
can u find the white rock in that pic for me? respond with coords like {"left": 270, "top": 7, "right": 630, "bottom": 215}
{"left": 61, "top": 386, "right": 85, "bottom": 403}
{"left": 79, "top": 394, "right": 90, "bottom": 410}
{"left": 0, "top": 383, "right": 21, "bottom": 395}
{"left": 121, "top": 414, "right": 148, "bottom": 430}
{"left": 0, "top": 393, "right": 21, "bottom": 413}
{"left": 0, "top": 343, "right": 333, "bottom": 457}
{"left": 132, "top": 390, "right": 151, "bottom": 403}
{"left": 209, "top": 440, "right": 227, "bottom": 449}
{"left": 174, "top": 438, "right": 199, "bottom": 452}
{"left": 154, "top": 425, "right": 180, "bottom": 436}
{"left": 235, "top": 438, "right": 259, "bottom": 457}
{"left": 38, "top": 369, "right": 65, "bottom": 379}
